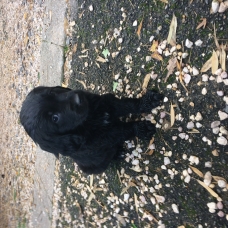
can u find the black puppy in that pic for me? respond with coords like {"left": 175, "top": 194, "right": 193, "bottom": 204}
{"left": 20, "top": 86, "right": 163, "bottom": 174}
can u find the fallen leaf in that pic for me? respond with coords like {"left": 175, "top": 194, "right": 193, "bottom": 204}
{"left": 144, "top": 210, "right": 158, "bottom": 223}
{"left": 151, "top": 51, "right": 163, "bottom": 61}
{"left": 211, "top": 50, "right": 218, "bottom": 74}
{"left": 150, "top": 40, "right": 159, "bottom": 52}
{"left": 201, "top": 56, "right": 212, "bottom": 72}
{"left": 212, "top": 176, "right": 227, "bottom": 183}
{"left": 167, "top": 14, "right": 177, "bottom": 46}
{"left": 96, "top": 56, "right": 107, "bottom": 63}
{"left": 102, "top": 49, "right": 110, "bottom": 58}
{"left": 170, "top": 103, "right": 175, "bottom": 127}
{"left": 189, "top": 165, "right": 204, "bottom": 178}
{"left": 134, "top": 193, "right": 139, "bottom": 213}
{"left": 196, "top": 18, "right": 207, "bottom": 30}
{"left": 146, "top": 150, "right": 154, "bottom": 155}
{"left": 113, "top": 81, "right": 118, "bottom": 92}
{"left": 197, "top": 179, "right": 219, "bottom": 198}
{"left": 142, "top": 73, "right": 151, "bottom": 89}
{"left": 187, "top": 129, "right": 200, "bottom": 133}
{"left": 137, "top": 19, "right": 143, "bottom": 38}
{"left": 165, "top": 57, "right": 177, "bottom": 82}
{"left": 130, "top": 165, "right": 142, "bottom": 172}
{"left": 121, "top": 182, "right": 137, "bottom": 195}
{"left": 76, "top": 79, "right": 87, "bottom": 89}
{"left": 159, "top": 0, "right": 168, "bottom": 3}
{"left": 115, "top": 214, "right": 126, "bottom": 226}
{"left": 90, "top": 175, "right": 93, "bottom": 188}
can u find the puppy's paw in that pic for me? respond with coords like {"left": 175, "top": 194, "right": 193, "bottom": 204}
{"left": 140, "top": 90, "right": 163, "bottom": 113}
{"left": 134, "top": 121, "right": 156, "bottom": 140}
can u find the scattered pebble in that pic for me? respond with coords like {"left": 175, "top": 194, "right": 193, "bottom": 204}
{"left": 204, "top": 171, "right": 212, "bottom": 186}
{"left": 172, "top": 204, "right": 179, "bottom": 213}
{"left": 185, "top": 39, "right": 193, "bottom": 48}
{"left": 217, "top": 136, "right": 228, "bottom": 145}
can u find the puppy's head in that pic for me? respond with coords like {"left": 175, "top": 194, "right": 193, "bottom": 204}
{"left": 20, "top": 86, "right": 88, "bottom": 152}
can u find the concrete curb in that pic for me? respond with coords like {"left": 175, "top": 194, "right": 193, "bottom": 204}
{"left": 31, "top": 0, "right": 66, "bottom": 227}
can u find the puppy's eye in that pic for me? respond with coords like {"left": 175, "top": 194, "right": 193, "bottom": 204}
{"left": 52, "top": 114, "right": 59, "bottom": 123}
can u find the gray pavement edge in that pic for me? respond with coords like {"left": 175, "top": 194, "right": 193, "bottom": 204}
{"left": 31, "top": 0, "right": 66, "bottom": 227}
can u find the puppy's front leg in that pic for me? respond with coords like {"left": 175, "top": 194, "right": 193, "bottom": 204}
{"left": 106, "top": 90, "right": 163, "bottom": 117}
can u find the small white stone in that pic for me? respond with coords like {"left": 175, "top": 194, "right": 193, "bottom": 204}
{"left": 211, "top": 0, "right": 219, "bottom": 13}
{"left": 182, "top": 52, "right": 189, "bottom": 58}
{"left": 220, "top": 126, "right": 228, "bottom": 135}
{"left": 202, "top": 74, "right": 209, "bottom": 82}
{"left": 170, "top": 46, "right": 176, "bottom": 53}
{"left": 217, "top": 91, "right": 224, "bottom": 96}
{"left": 211, "top": 121, "right": 220, "bottom": 128}
{"left": 133, "top": 20, "right": 137, "bottom": 26}
{"left": 218, "top": 111, "right": 228, "bottom": 120}
{"left": 185, "top": 39, "right": 193, "bottom": 48}
{"left": 182, "top": 154, "right": 187, "bottom": 160}
{"left": 184, "top": 74, "right": 191, "bottom": 84}
{"left": 223, "top": 79, "right": 228, "bottom": 86}
{"left": 209, "top": 208, "right": 216, "bottom": 213}
{"left": 204, "top": 171, "right": 212, "bottom": 186}
{"left": 221, "top": 71, "right": 227, "bottom": 78}
{"left": 192, "top": 66, "right": 199, "bottom": 75}
{"left": 218, "top": 180, "right": 227, "bottom": 188}
{"left": 217, "top": 211, "right": 225, "bottom": 217}
{"left": 195, "top": 112, "right": 203, "bottom": 121}
{"left": 215, "top": 68, "right": 222, "bottom": 75}
{"left": 164, "top": 157, "right": 170, "bottom": 166}
{"left": 172, "top": 136, "right": 177, "bottom": 141}
{"left": 146, "top": 56, "right": 151, "bottom": 62}
{"left": 187, "top": 121, "right": 194, "bottom": 129}
{"left": 217, "top": 76, "right": 223, "bottom": 83}
{"left": 89, "top": 5, "right": 93, "bottom": 11}
{"left": 184, "top": 175, "right": 191, "bottom": 183}
{"left": 205, "top": 161, "right": 212, "bottom": 168}
{"left": 172, "top": 204, "right": 179, "bottom": 213}
{"left": 163, "top": 97, "right": 168, "bottom": 102}
{"left": 213, "top": 127, "right": 220, "bottom": 134}
{"left": 224, "top": 96, "right": 228, "bottom": 104}
{"left": 202, "top": 87, "right": 207, "bottom": 95}
{"left": 209, "top": 76, "right": 215, "bottom": 80}
{"left": 132, "top": 159, "right": 139, "bottom": 165}
{"left": 217, "top": 136, "right": 227, "bottom": 146}
{"left": 196, "top": 122, "right": 202, "bottom": 128}
{"left": 118, "top": 38, "right": 123, "bottom": 43}
{"left": 179, "top": 133, "right": 186, "bottom": 139}
{"left": 207, "top": 202, "right": 217, "bottom": 210}
{"left": 195, "top": 39, "right": 203, "bottom": 46}
{"left": 217, "top": 201, "right": 223, "bottom": 210}
{"left": 149, "top": 36, "right": 155, "bottom": 42}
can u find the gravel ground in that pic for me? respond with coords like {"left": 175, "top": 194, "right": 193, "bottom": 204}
{"left": 1, "top": 0, "right": 228, "bottom": 228}
{"left": 54, "top": 0, "right": 228, "bottom": 228}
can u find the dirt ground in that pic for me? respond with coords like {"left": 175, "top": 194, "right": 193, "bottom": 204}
{"left": 0, "top": 1, "right": 45, "bottom": 227}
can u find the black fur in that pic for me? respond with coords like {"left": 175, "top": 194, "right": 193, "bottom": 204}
{"left": 20, "top": 86, "right": 163, "bottom": 174}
